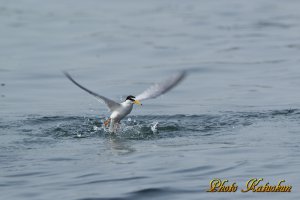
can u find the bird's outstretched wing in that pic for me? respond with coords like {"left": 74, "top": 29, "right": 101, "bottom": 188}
{"left": 136, "top": 70, "right": 186, "bottom": 101}
{"left": 63, "top": 72, "right": 120, "bottom": 111}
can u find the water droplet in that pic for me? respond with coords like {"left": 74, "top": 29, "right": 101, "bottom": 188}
{"left": 151, "top": 122, "right": 159, "bottom": 133}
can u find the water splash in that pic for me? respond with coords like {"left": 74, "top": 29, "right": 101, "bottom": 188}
{"left": 8, "top": 108, "right": 300, "bottom": 141}
{"left": 151, "top": 122, "right": 159, "bottom": 134}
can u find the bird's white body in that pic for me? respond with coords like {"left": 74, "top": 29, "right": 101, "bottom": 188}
{"left": 110, "top": 100, "right": 133, "bottom": 121}
{"left": 108, "top": 100, "right": 134, "bottom": 132}
{"left": 64, "top": 71, "right": 186, "bottom": 133}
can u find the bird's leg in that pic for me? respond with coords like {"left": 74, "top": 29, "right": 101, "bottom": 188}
{"left": 104, "top": 118, "right": 111, "bottom": 127}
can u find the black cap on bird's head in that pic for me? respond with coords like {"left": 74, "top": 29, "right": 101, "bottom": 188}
{"left": 125, "top": 95, "right": 142, "bottom": 105}
{"left": 126, "top": 95, "right": 135, "bottom": 101}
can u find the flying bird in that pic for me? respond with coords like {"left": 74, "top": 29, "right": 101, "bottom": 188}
{"left": 64, "top": 71, "right": 186, "bottom": 132}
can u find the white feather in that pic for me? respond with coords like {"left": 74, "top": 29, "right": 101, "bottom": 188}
{"left": 136, "top": 71, "right": 186, "bottom": 101}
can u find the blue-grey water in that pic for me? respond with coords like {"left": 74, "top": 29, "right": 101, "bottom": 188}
{"left": 1, "top": 0, "right": 300, "bottom": 199}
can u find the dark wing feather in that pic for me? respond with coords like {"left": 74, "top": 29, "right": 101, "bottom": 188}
{"left": 64, "top": 72, "right": 120, "bottom": 111}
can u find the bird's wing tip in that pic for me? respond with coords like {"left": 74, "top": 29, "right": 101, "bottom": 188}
{"left": 62, "top": 71, "right": 70, "bottom": 77}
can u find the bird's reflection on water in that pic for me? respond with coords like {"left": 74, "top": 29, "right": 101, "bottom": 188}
{"left": 107, "top": 136, "right": 136, "bottom": 155}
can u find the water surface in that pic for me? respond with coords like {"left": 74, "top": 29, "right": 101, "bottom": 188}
{"left": 1, "top": 0, "right": 300, "bottom": 199}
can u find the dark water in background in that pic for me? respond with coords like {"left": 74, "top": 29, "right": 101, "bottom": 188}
{"left": 1, "top": 0, "right": 300, "bottom": 199}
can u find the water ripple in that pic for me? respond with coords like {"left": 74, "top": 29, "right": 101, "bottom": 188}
{"left": 3, "top": 108, "right": 299, "bottom": 142}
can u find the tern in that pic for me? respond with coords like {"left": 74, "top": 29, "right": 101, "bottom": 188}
{"left": 64, "top": 71, "right": 186, "bottom": 132}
